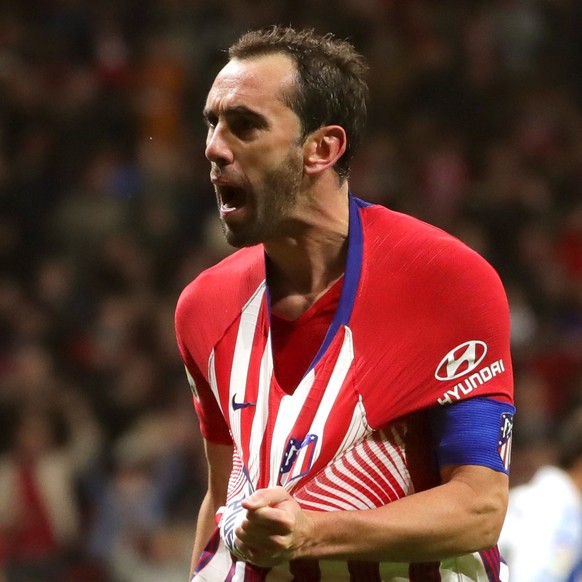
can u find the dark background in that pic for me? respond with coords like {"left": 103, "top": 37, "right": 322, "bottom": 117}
{"left": 0, "top": 1, "right": 581, "bottom": 580}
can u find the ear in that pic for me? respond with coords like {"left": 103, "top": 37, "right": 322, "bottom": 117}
{"left": 303, "top": 125, "right": 347, "bottom": 176}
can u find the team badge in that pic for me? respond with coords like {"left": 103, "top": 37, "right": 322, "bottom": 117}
{"left": 498, "top": 412, "right": 514, "bottom": 472}
{"left": 279, "top": 434, "right": 318, "bottom": 486}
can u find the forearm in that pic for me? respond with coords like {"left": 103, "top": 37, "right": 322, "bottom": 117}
{"left": 190, "top": 492, "right": 219, "bottom": 577}
{"left": 297, "top": 466, "right": 508, "bottom": 563}
{"left": 190, "top": 440, "right": 233, "bottom": 578}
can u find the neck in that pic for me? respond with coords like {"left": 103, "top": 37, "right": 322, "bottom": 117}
{"left": 265, "top": 185, "right": 350, "bottom": 319}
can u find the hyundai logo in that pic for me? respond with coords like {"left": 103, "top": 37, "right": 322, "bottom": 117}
{"left": 435, "top": 340, "right": 488, "bottom": 381}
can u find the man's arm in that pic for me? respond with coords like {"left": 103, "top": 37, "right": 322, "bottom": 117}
{"left": 190, "top": 440, "right": 233, "bottom": 578}
{"left": 235, "top": 463, "right": 508, "bottom": 567}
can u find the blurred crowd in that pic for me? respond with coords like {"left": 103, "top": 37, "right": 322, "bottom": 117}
{"left": 0, "top": 0, "right": 581, "bottom": 580}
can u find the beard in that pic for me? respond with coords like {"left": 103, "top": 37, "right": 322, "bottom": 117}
{"left": 218, "top": 148, "right": 304, "bottom": 248}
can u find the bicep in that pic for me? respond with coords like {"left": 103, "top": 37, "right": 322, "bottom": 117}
{"left": 432, "top": 397, "right": 514, "bottom": 543}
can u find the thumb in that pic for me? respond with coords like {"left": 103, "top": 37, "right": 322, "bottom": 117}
{"left": 242, "top": 486, "right": 290, "bottom": 511}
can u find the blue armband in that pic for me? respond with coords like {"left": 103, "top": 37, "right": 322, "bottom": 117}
{"left": 430, "top": 397, "right": 515, "bottom": 474}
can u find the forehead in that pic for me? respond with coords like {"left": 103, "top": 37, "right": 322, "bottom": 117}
{"left": 206, "top": 53, "right": 297, "bottom": 114}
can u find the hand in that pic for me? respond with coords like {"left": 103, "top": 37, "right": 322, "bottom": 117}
{"left": 234, "top": 486, "right": 314, "bottom": 567}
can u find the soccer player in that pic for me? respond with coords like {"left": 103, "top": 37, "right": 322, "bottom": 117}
{"left": 175, "top": 26, "right": 515, "bottom": 581}
{"left": 499, "top": 408, "right": 582, "bottom": 581}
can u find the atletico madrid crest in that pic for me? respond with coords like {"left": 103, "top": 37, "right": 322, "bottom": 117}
{"left": 498, "top": 412, "right": 514, "bottom": 472}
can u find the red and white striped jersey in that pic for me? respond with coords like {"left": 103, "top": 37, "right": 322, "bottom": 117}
{"left": 176, "top": 197, "right": 513, "bottom": 581}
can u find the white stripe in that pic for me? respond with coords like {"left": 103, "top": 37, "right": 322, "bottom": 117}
{"left": 339, "top": 454, "right": 386, "bottom": 505}
{"left": 247, "top": 330, "right": 273, "bottom": 486}
{"left": 439, "top": 552, "right": 497, "bottom": 581}
{"left": 300, "top": 480, "right": 364, "bottom": 510}
{"left": 355, "top": 442, "right": 401, "bottom": 498}
{"left": 227, "top": 451, "right": 246, "bottom": 500}
{"left": 299, "top": 497, "right": 354, "bottom": 512}
{"left": 291, "top": 327, "right": 354, "bottom": 482}
{"left": 367, "top": 434, "right": 411, "bottom": 494}
{"left": 310, "top": 327, "right": 354, "bottom": 431}
{"left": 268, "top": 368, "right": 316, "bottom": 487}
{"left": 234, "top": 559, "right": 246, "bottom": 581}
{"left": 332, "top": 456, "right": 384, "bottom": 507}
{"left": 228, "top": 283, "right": 266, "bottom": 456}
{"left": 334, "top": 396, "right": 371, "bottom": 458}
{"left": 207, "top": 350, "right": 223, "bottom": 416}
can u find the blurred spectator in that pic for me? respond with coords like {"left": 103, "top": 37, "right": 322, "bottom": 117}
{"left": 499, "top": 407, "right": 582, "bottom": 582}
{"left": 0, "top": 393, "right": 101, "bottom": 581}
{"left": 86, "top": 405, "right": 203, "bottom": 582}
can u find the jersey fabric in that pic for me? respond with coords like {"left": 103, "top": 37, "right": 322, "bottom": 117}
{"left": 175, "top": 196, "right": 514, "bottom": 582}
{"left": 499, "top": 466, "right": 582, "bottom": 582}
{"left": 270, "top": 276, "right": 343, "bottom": 394}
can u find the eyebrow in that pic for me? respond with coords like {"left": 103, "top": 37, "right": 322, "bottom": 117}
{"left": 202, "top": 105, "right": 270, "bottom": 129}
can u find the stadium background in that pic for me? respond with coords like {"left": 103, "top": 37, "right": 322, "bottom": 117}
{"left": 0, "top": 1, "right": 580, "bottom": 580}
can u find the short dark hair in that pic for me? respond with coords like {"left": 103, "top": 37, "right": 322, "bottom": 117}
{"left": 556, "top": 407, "right": 582, "bottom": 470}
{"left": 229, "top": 26, "right": 369, "bottom": 181}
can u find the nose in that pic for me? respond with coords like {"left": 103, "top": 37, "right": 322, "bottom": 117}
{"left": 205, "top": 125, "right": 234, "bottom": 167}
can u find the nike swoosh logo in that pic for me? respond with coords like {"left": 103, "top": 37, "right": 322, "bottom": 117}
{"left": 231, "top": 394, "right": 256, "bottom": 411}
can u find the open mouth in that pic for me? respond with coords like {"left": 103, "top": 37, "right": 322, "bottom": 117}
{"left": 218, "top": 185, "right": 247, "bottom": 215}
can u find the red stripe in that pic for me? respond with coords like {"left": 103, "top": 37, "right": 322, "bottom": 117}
{"left": 409, "top": 562, "right": 441, "bottom": 581}
{"left": 239, "top": 303, "right": 270, "bottom": 478}
{"left": 373, "top": 430, "right": 408, "bottom": 483}
{"left": 342, "top": 454, "right": 389, "bottom": 505}
{"left": 479, "top": 546, "right": 501, "bottom": 582}
{"left": 213, "top": 326, "right": 238, "bottom": 418}
{"left": 289, "top": 559, "right": 321, "bottom": 581}
{"left": 349, "top": 445, "right": 404, "bottom": 504}
{"left": 348, "top": 561, "right": 381, "bottom": 582}
{"left": 297, "top": 473, "right": 358, "bottom": 510}
{"left": 224, "top": 556, "right": 237, "bottom": 582}
{"left": 307, "top": 361, "right": 356, "bottom": 476}
{"left": 243, "top": 563, "right": 270, "bottom": 581}
{"left": 360, "top": 439, "right": 407, "bottom": 500}
{"left": 195, "top": 527, "right": 221, "bottom": 573}
{"left": 296, "top": 479, "right": 355, "bottom": 511}
{"left": 326, "top": 458, "right": 380, "bottom": 507}
{"left": 263, "top": 329, "right": 349, "bottom": 489}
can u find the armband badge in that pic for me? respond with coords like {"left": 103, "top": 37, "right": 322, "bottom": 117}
{"left": 498, "top": 412, "right": 514, "bottom": 472}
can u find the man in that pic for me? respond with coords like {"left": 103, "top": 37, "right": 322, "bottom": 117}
{"left": 175, "top": 26, "right": 514, "bottom": 581}
{"left": 499, "top": 408, "right": 582, "bottom": 581}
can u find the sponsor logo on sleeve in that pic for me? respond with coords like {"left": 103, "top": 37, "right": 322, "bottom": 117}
{"left": 185, "top": 366, "right": 198, "bottom": 400}
{"left": 435, "top": 341, "right": 506, "bottom": 405}
{"left": 435, "top": 340, "right": 488, "bottom": 380}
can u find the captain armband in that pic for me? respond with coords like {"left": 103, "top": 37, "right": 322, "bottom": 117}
{"left": 430, "top": 397, "right": 515, "bottom": 474}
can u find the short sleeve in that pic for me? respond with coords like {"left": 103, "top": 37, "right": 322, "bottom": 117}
{"left": 184, "top": 361, "right": 232, "bottom": 445}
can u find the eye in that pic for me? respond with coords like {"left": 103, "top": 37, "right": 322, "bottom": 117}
{"left": 203, "top": 112, "right": 218, "bottom": 129}
{"left": 229, "top": 116, "right": 258, "bottom": 139}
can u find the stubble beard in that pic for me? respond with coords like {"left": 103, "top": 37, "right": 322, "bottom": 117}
{"left": 220, "top": 149, "right": 304, "bottom": 248}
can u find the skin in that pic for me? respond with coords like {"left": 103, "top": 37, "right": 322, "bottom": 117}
{"left": 191, "top": 52, "right": 509, "bottom": 576}
{"left": 203, "top": 53, "right": 350, "bottom": 318}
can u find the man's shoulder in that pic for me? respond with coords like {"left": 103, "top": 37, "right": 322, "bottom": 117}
{"left": 175, "top": 246, "right": 264, "bottom": 343}
{"left": 178, "top": 246, "right": 263, "bottom": 305}
{"left": 360, "top": 202, "right": 494, "bottom": 276}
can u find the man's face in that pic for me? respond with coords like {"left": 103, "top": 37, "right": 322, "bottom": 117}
{"left": 203, "top": 54, "right": 306, "bottom": 248}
